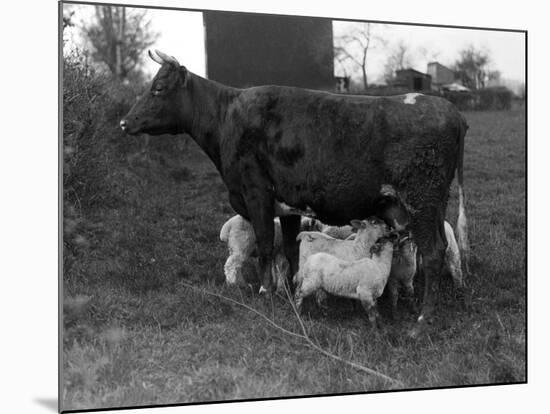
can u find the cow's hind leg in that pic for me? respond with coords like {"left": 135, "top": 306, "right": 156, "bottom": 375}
{"left": 409, "top": 208, "right": 447, "bottom": 338}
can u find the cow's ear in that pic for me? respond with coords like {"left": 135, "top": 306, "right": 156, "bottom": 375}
{"left": 180, "top": 66, "right": 189, "bottom": 87}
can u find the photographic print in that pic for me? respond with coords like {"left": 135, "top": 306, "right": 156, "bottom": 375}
{"left": 61, "top": 1, "right": 526, "bottom": 412}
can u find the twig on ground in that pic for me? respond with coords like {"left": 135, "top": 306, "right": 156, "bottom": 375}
{"left": 281, "top": 281, "right": 403, "bottom": 387}
{"left": 180, "top": 280, "right": 403, "bottom": 387}
{"left": 181, "top": 281, "right": 304, "bottom": 341}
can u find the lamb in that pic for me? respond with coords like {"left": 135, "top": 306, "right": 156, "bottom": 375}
{"left": 296, "top": 217, "right": 388, "bottom": 271}
{"left": 219, "top": 215, "right": 268, "bottom": 285}
{"left": 320, "top": 224, "right": 355, "bottom": 240}
{"left": 294, "top": 234, "right": 396, "bottom": 326}
{"left": 386, "top": 234, "right": 418, "bottom": 319}
{"left": 219, "top": 215, "right": 320, "bottom": 286}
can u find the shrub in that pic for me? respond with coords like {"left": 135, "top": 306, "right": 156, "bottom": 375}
{"left": 63, "top": 50, "right": 119, "bottom": 210}
{"left": 441, "top": 91, "right": 476, "bottom": 111}
{"left": 476, "top": 87, "right": 512, "bottom": 111}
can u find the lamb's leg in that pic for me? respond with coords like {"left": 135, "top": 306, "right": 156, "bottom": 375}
{"left": 314, "top": 290, "right": 329, "bottom": 315}
{"left": 357, "top": 287, "right": 381, "bottom": 328}
{"left": 360, "top": 299, "right": 381, "bottom": 328}
{"left": 294, "top": 289, "right": 304, "bottom": 313}
{"left": 294, "top": 276, "right": 319, "bottom": 314}
{"left": 224, "top": 253, "right": 246, "bottom": 285}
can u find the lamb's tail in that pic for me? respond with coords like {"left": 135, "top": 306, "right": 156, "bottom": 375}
{"left": 456, "top": 115, "right": 470, "bottom": 273}
{"left": 219, "top": 219, "right": 232, "bottom": 242}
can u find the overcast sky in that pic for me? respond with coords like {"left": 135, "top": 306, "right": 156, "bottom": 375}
{"left": 64, "top": 4, "right": 525, "bottom": 87}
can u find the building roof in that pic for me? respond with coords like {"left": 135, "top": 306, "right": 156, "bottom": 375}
{"left": 396, "top": 67, "right": 431, "bottom": 77}
{"left": 442, "top": 82, "right": 470, "bottom": 92}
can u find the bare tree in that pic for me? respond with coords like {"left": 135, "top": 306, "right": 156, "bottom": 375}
{"left": 383, "top": 41, "right": 413, "bottom": 83}
{"left": 487, "top": 69, "right": 502, "bottom": 85}
{"left": 63, "top": 10, "right": 74, "bottom": 30}
{"left": 454, "top": 45, "right": 490, "bottom": 90}
{"left": 417, "top": 46, "right": 441, "bottom": 63}
{"left": 334, "top": 23, "right": 386, "bottom": 90}
{"left": 81, "top": 6, "right": 159, "bottom": 80}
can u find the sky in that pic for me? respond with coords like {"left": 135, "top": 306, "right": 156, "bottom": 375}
{"left": 333, "top": 21, "right": 525, "bottom": 87}
{"left": 63, "top": 4, "right": 525, "bottom": 89}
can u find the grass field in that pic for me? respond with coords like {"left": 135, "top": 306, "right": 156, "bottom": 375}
{"left": 62, "top": 109, "right": 526, "bottom": 411}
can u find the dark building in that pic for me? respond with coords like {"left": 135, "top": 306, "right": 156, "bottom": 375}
{"left": 203, "top": 11, "right": 334, "bottom": 90}
{"left": 427, "top": 62, "right": 456, "bottom": 89}
{"left": 393, "top": 68, "right": 432, "bottom": 91}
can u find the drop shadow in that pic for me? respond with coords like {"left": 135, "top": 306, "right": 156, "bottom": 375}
{"left": 34, "top": 397, "right": 58, "bottom": 412}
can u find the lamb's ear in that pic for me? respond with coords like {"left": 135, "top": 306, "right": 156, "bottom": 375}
{"left": 350, "top": 219, "right": 363, "bottom": 230}
{"left": 398, "top": 235, "right": 409, "bottom": 245}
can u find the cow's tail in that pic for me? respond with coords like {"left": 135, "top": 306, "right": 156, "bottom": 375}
{"left": 456, "top": 116, "right": 470, "bottom": 273}
{"left": 219, "top": 219, "right": 232, "bottom": 242}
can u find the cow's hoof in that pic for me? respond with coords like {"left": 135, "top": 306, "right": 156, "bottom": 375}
{"left": 258, "top": 285, "right": 273, "bottom": 296}
{"left": 408, "top": 316, "right": 429, "bottom": 339}
{"left": 408, "top": 325, "right": 424, "bottom": 340}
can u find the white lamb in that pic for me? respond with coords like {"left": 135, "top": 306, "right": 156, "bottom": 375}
{"left": 295, "top": 235, "right": 396, "bottom": 326}
{"left": 296, "top": 217, "right": 388, "bottom": 271}
{"left": 320, "top": 224, "right": 355, "bottom": 240}
{"left": 219, "top": 215, "right": 320, "bottom": 286}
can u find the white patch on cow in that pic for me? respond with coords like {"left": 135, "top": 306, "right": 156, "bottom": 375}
{"left": 403, "top": 93, "right": 422, "bottom": 104}
{"left": 274, "top": 201, "right": 317, "bottom": 218}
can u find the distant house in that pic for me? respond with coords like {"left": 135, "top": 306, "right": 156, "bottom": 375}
{"left": 427, "top": 62, "right": 456, "bottom": 90}
{"left": 203, "top": 11, "right": 334, "bottom": 91}
{"left": 335, "top": 76, "right": 350, "bottom": 93}
{"left": 441, "top": 82, "right": 470, "bottom": 92}
{"left": 393, "top": 68, "right": 432, "bottom": 91}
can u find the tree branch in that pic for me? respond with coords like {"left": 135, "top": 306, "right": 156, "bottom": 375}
{"left": 179, "top": 280, "right": 404, "bottom": 387}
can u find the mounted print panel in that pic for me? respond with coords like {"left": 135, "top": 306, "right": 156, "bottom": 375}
{"left": 61, "top": 1, "right": 526, "bottom": 412}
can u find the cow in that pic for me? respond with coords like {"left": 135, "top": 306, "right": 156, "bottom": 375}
{"left": 120, "top": 50, "right": 469, "bottom": 334}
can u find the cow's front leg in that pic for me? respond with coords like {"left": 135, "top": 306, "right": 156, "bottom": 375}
{"left": 279, "top": 215, "right": 301, "bottom": 289}
{"left": 246, "top": 200, "right": 275, "bottom": 294}
{"left": 240, "top": 159, "right": 276, "bottom": 294}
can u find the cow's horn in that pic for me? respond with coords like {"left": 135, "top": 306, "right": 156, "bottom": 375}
{"left": 148, "top": 50, "right": 164, "bottom": 65}
{"left": 155, "top": 49, "right": 180, "bottom": 66}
